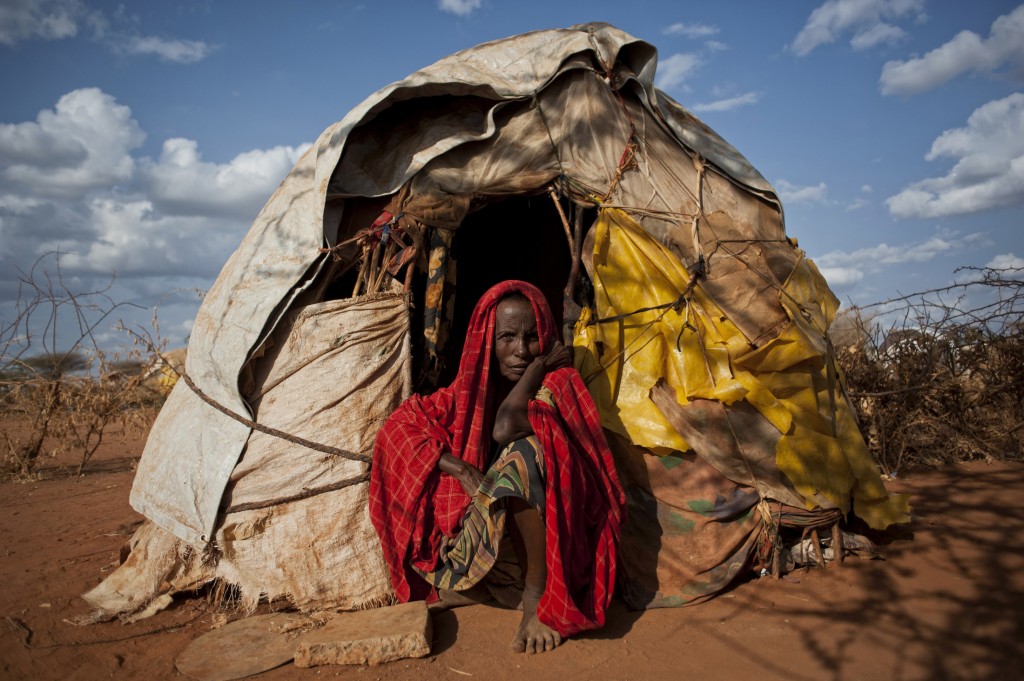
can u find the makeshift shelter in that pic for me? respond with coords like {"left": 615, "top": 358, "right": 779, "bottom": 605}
{"left": 84, "top": 23, "right": 909, "bottom": 619}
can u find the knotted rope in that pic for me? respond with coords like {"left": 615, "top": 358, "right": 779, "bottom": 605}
{"left": 180, "top": 372, "right": 372, "bottom": 465}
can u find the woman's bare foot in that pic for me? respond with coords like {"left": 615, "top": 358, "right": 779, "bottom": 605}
{"left": 428, "top": 584, "right": 493, "bottom": 613}
{"left": 511, "top": 589, "right": 562, "bottom": 653}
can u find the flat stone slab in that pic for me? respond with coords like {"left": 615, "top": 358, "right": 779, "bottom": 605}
{"left": 294, "top": 601, "right": 431, "bottom": 667}
{"left": 176, "top": 613, "right": 313, "bottom": 681}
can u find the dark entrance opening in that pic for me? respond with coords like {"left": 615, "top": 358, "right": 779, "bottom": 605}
{"left": 436, "top": 193, "right": 573, "bottom": 386}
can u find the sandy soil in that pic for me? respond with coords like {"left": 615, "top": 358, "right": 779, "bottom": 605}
{"left": 2, "top": 428, "right": 1022, "bottom": 681}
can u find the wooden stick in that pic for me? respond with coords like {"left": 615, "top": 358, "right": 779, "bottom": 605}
{"left": 811, "top": 529, "right": 826, "bottom": 569}
{"left": 352, "top": 244, "right": 371, "bottom": 297}
{"left": 403, "top": 246, "right": 418, "bottom": 292}
{"left": 372, "top": 240, "right": 397, "bottom": 293}
{"left": 367, "top": 238, "right": 383, "bottom": 294}
{"left": 565, "top": 208, "right": 584, "bottom": 301}
{"left": 549, "top": 187, "right": 574, "bottom": 253}
{"left": 831, "top": 521, "right": 844, "bottom": 566}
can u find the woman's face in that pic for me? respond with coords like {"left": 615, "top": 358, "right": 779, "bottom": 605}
{"left": 493, "top": 296, "right": 541, "bottom": 383}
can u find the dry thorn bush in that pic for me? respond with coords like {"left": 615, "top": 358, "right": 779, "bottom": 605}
{"left": 833, "top": 265, "right": 1024, "bottom": 475}
{"left": 1, "top": 254, "right": 170, "bottom": 480}
{"left": 3, "top": 255, "right": 1019, "bottom": 482}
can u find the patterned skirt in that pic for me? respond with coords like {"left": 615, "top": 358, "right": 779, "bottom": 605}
{"left": 414, "top": 435, "right": 546, "bottom": 593}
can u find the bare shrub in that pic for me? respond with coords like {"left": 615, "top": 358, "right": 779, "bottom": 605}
{"left": 1, "top": 254, "right": 168, "bottom": 479}
{"left": 836, "top": 265, "right": 1024, "bottom": 474}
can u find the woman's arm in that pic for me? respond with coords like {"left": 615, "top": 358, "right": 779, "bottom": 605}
{"left": 439, "top": 452, "right": 485, "bottom": 496}
{"left": 492, "top": 341, "right": 571, "bottom": 445}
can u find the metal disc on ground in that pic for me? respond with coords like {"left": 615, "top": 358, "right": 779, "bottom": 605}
{"left": 175, "top": 613, "right": 312, "bottom": 681}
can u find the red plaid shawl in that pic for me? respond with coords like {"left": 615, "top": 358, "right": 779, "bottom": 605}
{"left": 369, "top": 280, "right": 625, "bottom": 637}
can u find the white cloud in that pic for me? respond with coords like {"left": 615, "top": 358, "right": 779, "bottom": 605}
{"left": 817, "top": 232, "right": 987, "bottom": 272}
{"left": 887, "top": 93, "right": 1024, "bottom": 218}
{"left": 880, "top": 5, "right": 1024, "bottom": 95}
{"left": 692, "top": 92, "right": 759, "bottom": 113}
{"left": 0, "top": 87, "right": 144, "bottom": 198}
{"left": 60, "top": 198, "right": 245, "bottom": 276}
{"left": 0, "top": 0, "right": 85, "bottom": 46}
{"left": 438, "top": 0, "right": 481, "bottom": 16}
{"left": 141, "top": 138, "right": 310, "bottom": 219}
{"left": 0, "top": 86, "right": 313, "bottom": 353}
{"left": 0, "top": 194, "right": 44, "bottom": 213}
{"left": 986, "top": 252, "right": 1024, "bottom": 270}
{"left": 819, "top": 266, "right": 865, "bottom": 287}
{"left": 849, "top": 21, "right": 906, "bottom": 50}
{"left": 0, "top": 1, "right": 210, "bottom": 65}
{"left": 0, "top": 87, "right": 307, "bottom": 287}
{"left": 861, "top": 184, "right": 873, "bottom": 193}
{"left": 816, "top": 231, "right": 991, "bottom": 292}
{"left": 124, "top": 35, "right": 213, "bottom": 64}
{"left": 0, "top": 192, "right": 95, "bottom": 262}
{"left": 655, "top": 53, "right": 701, "bottom": 91}
{"left": 705, "top": 40, "right": 729, "bottom": 52}
{"left": 846, "top": 198, "right": 868, "bottom": 210}
{"left": 776, "top": 179, "right": 828, "bottom": 204}
{"left": 663, "top": 22, "right": 719, "bottom": 39}
{"left": 791, "top": 0, "right": 925, "bottom": 56}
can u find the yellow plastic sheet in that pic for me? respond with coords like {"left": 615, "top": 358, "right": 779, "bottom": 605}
{"left": 575, "top": 208, "right": 909, "bottom": 529}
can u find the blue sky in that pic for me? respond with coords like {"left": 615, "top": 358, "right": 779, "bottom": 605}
{"left": 1, "top": 0, "right": 1022, "bottom": 350}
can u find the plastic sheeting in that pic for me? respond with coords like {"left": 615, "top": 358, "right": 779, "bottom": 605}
{"left": 575, "top": 208, "right": 909, "bottom": 529}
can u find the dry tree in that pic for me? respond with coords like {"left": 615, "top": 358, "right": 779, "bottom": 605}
{"left": 1, "top": 253, "right": 167, "bottom": 478}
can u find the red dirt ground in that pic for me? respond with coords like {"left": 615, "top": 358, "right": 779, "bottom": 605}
{"left": 2, "top": 427, "right": 1022, "bottom": 681}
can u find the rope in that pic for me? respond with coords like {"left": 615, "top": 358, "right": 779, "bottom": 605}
{"left": 586, "top": 298, "right": 681, "bottom": 327}
{"left": 602, "top": 129, "right": 639, "bottom": 203}
{"left": 715, "top": 239, "right": 792, "bottom": 244}
{"left": 223, "top": 472, "right": 370, "bottom": 514}
{"left": 710, "top": 241, "right": 805, "bottom": 324}
{"left": 592, "top": 205, "right": 693, "bottom": 221}
{"left": 587, "top": 270, "right": 700, "bottom": 326}
{"left": 582, "top": 271, "right": 702, "bottom": 386}
{"left": 180, "top": 373, "right": 372, "bottom": 465}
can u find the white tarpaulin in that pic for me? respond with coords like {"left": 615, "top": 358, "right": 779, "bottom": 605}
{"left": 87, "top": 292, "right": 408, "bottom": 615}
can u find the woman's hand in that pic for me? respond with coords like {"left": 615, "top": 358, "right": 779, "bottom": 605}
{"left": 522, "top": 340, "right": 572, "bottom": 391}
{"left": 540, "top": 340, "right": 572, "bottom": 372}
{"left": 439, "top": 452, "right": 485, "bottom": 496}
{"left": 456, "top": 464, "right": 485, "bottom": 496}
{"left": 494, "top": 339, "right": 573, "bottom": 445}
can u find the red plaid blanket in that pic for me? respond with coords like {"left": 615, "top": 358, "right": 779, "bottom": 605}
{"left": 369, "top": 281, "right": 625, "bottom": 637}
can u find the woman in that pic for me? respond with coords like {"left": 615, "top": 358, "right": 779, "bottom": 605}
{"left": 370, "top": 280, "right": 625, "bottom": 654}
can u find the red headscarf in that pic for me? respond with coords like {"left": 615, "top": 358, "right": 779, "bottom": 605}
{"left": 370, "top": 280, "right": 625, "bottom": 637}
